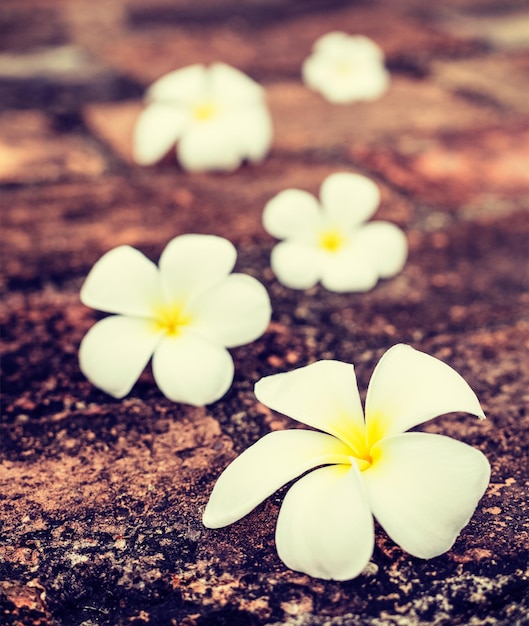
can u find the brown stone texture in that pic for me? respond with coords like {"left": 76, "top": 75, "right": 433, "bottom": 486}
{"left": 1, "top": 1, "right": 528, "bottom": 625}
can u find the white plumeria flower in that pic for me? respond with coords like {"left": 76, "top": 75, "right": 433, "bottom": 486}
{"left": 203, "top": 345, "right": 491, "bottom": 581}
{"left": 133, "top": 63, "right": 273, "bottom": 172}
{"left": 262, "top": 172, "right": 407, "bottom": 292}
{"left": 302, "top": 32, "right": 390, "bottom": 104}
{"left": 79, "top": 234, "right": 272, "bottom": 406}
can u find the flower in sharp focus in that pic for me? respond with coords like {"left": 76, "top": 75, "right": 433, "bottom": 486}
{"left": 133, "top": 63, "right": 273, "bottom": 172}
{"left": 262, "top": 172, "right": 407, "bottom": 292}
{"left": 79, "top": 234, "right": 272, "bottom": 406}
{"left": 203, "top": 345, "right": 491, "bottom": 581}
{"left": 302, "top": 32, "right": 390, "bottom": 104}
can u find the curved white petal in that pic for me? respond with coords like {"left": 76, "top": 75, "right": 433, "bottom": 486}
{"left": 320, "top": 245, "right": 378, "bottom": 293}
{"left": 276, "top": 463, "right": 375, "bottom": 580}
{"left": 229, "top": 105, "right": 273, "bottom": 163}
{"left": 262, "top": 189, "right": 321, "bottom": 240}
{"left": 152, "top": 333, "right": 234, "bottom": 406}
{"left": 79, "top": 315, "right": 162, "bottom": 398}
{"left": 365, "top": 345, "right": 486, "bottom": 446}
{"left": 133, "top": 103, "right": 190, "bottom": 165}
{"left": 159, "top": 234, "right": 237, "bottom": 306}
{"left": 203, "top": 429, "right": 352, "bottom": 528}
{"left": 80, "top": 246, "right": 162, "bottom": 317}
{"left": 177, "top": 117, "right": 243, "bottom": 172}
{"left": 320, "top": 172, "right": 380, "bottom": 229}
{"left": 147, "top": 64, "right": 208, "bottom": 104}
{"left": 210, "top": 62, "right": 265, "bottom": 105}
{"left": 270, "top": 241, "right": 321, "bottom": 290}
{"left": 354, "top": 222, "right": 408, "bottom": 278}
{"left": 363, "top": 432, "right": 491, "bottom": 559}
{"left": 343, "top": 67, "right": 389, "bottom": 102}
{"left": 311, "top": 33, "right": 384, "bottom": 61}
{"left": 301, "top": 54, "right": 331, "bottom": 93}
{"left": 255, "top": 360, "right": 368, "bottom": 458}
{"left": 190, "top": 274, "right": 271, "bottom": 348}
{"left": 312, "top": 31, "right": 356, "bottom": 55}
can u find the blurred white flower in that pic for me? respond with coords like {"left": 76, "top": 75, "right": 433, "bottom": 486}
{"left": 79, "top": 234, "right": 271, "bottom": 406}
{"left": 302, "top": 32, "right": 389, "bottom": 104}
{"left": 203, "top": 345, "right": 490, "bottom": 581}
{"left": 262, "top": 172, "right": 407, "bottom": 292}
{"left": 133, "top": 63, "right": 273, "bottom": 172}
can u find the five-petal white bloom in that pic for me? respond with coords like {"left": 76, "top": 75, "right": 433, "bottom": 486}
{"left": 302, "top": 32, "right": 390, "bottom": 104}
{"left": 79, "top": 234, "right": 272, "bottom": 406}
{"left": 203, "top": 344, "right": 491, "bottom": 581}
{"left": 133, "top": 63, "right": 273, "bottom": 172}
{"left": 262, "top": 172, "right": 407, "bottom": 292}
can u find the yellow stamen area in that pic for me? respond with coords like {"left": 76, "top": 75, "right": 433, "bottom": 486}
{"left": 192, "top": 101, "right": 218, "bottom": 122}
{"left": 319, "top": 228, "right": 345, "bottom": 253}
{"left": 333, "top": 418, "right": 374, "bottom": 472}
{"left": 335, "top": 60, "right": 355, "bottom": 76}
{"left": 153, "top": 306, "right": 192, "bottom": 337}
{"left": 365, "top": 413, "right": 387, "bottom": 450}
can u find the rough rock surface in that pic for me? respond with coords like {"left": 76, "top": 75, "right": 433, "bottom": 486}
{"left": 1, "top": 1, "right": 528, "bottom": 625}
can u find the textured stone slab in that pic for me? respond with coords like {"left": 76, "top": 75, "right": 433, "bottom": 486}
{"left": 432, "top": 52, "right": 529, "bottom": 115}
{"left": 0, "top": 110, "right": 107, "bottom": 185}
{"left": 350, "top": 123, "right": 529, "bottom": 211}
{"left": 1, "top": 0, "right": 529, "bottom": 624}
{"left": 0, "top": 46, "right": 141, "bottom": 111}
{"left": 436, "top": 9, "right": 529, "bottom": 51}
{"left": 1, "top": 288, "right": 528, "bottom": 624}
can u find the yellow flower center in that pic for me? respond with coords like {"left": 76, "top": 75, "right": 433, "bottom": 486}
{"left": 319, "top": 228, "right": 346, "bottom": 253}
{"left": 335, "top": 60, "right": 355, "bottom": 76}
{"left": 330, "top": 415, "right": 375, "bottom": 472}
{"left": 154, "top": 305, "right": 192, "bottom": 337}
{"left": 192, "top": 101, "right": 218, "bottom": 122}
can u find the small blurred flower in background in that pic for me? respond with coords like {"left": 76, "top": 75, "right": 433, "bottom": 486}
{"left": 133, "top": 63, "right": 273, "bottom": 172}
{"left": 302, "top": 32, "right": 390, "bottom": 104}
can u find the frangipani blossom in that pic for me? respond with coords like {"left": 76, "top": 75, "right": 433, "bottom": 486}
{"left": 203, "top": 345, "right": 491, "bottom": 581}
{"left": 79, "top": 235, "right": 271, "bottom": 406}
{"left": 262, "top": 172, "right": 407, "bottom": 292}
{"left": 133, "top": 63, "right": 273, "bottom": 172}
{"left": 302, "top": 32, "right": 389, "bottom": 104}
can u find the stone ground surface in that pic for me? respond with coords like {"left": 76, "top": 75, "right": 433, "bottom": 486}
{"left": 1, "top": 1, "right": 529, "bottom": 625}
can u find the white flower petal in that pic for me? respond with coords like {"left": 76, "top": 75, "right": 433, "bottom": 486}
{"left": 363, "top": 432, "right": 491, "bottom": 558}
{"left": 344, "top": 67, "right": 389, "bottom": 102}
{"left": 177, "top": 117, "right": 242, "bottom": 172}
{"left": 147, "top": 64, "right": 207, "bottom": 104}
{"left": 229, "top": 105, "right": 273, "bottom": 163}
{"left": 158, "top": 234, "right": 237, "bottom": 306}
{"left": 79, "top": 315, "right": 162, "bottom": 398}
{"left": 152, "top": 333, "right": 234, "bottom": 406}
{"left": 312, "top": 31, "right": 356, "bottom": 55}
{"left": 80, "top": 246, "right": 162, "bottom": 317}
{"left": 209, "top": 62, "right": 265, "bottom": 104}
{"left": 133, "top": 103, "right": 190, "bottom": 165}
{"left": 365, "top": 345, "right": 486, "bottom": 445}
{"left": 262, "top": 189, "right": 321, "bottom": 240}
{"left": 320, "top": 172, "right": 380, "bottom": 229}
{"left": 276, "top": 463, "right": 375, "bottom": 580}
{"left": 320, "top": 245, "right": 378, "bottom": 293}
{"left": 354, "top": 222, "right": 408, "bottom": 278}
{"left": 203, "top": 429, "right": 352, "bottom": 529}
{"left": 255, "top": 360, "right": 368, "bottom": 458}
{"left": 270, "top": 241, "right": 321, "bottom": 290}
{"left": 190, "top": 274, "right": 271, "bottom": 348}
